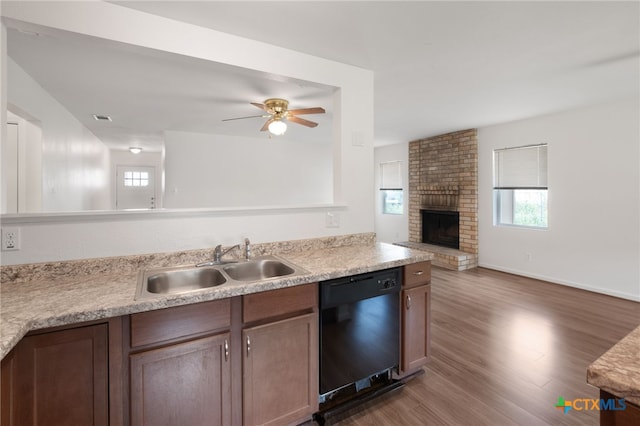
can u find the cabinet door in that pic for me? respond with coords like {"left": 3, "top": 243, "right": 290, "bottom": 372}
{"left": 243, "top": 313, "right": 318, "bottom": 426}
{"left": 1, "top": 350, "right": 16, "bottom": 426}
{"left": 401, "top": 284, "right": 431, "bottom": 373}
{"left": 11, "top": 324, "right": 109, "bottom": 426}
{"left": 130, "top": 333, "right": 231, "bottom": 426}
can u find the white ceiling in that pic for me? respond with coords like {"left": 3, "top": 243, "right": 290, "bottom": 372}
{"left": 7, "top": 1, "right": 640, "bottom": 150}
{"left": 114, "top": 0, "right": 640, "bottom": 145}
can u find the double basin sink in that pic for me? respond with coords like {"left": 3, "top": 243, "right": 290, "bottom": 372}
{"left": 136, "top": 255, "right": 307, "bottom": 300}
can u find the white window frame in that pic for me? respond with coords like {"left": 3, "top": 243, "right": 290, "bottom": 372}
{"left": 379, "top": 161, "right": 403, "bottom": 215}
{"left": 493, "top": 144, "right": 548, "bottom": 229}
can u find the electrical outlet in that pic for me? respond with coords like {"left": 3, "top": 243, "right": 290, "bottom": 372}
{"left": 1, "top": 227, "right": 20, "bottom": 251}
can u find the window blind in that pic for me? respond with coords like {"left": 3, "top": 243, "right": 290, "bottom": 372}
{"left": 494, "top": 144, "right": 547, "bottom": 189}
{"left": 380, "top": 161, "right": 402, "bottom": 189}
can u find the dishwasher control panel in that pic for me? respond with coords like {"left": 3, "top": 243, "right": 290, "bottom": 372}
{"left": 379, "top": 277, "right": 397, "bottom": 289}
{"left": 320, "top": 267, "right": 401, "bottom": 308}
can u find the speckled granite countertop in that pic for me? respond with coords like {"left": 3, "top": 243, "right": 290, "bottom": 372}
{"left": 1, "top": 239, "right": 432, "bottom": 360}
{"left": 587, "top": 325, "right": 640, "bottom": 406}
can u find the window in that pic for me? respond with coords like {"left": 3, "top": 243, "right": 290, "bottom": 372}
{"left": 493, "top": 144, "right": 548, "bottom": 228}
{"left": 123, "top": 171, "right": 149, "bottom": 187}
{"left": 380, "top": 161, "right": 403, "bottom": 215}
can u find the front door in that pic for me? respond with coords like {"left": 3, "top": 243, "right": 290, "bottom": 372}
{"left": 115, "top": 166, "right": 156, "bottom": 210}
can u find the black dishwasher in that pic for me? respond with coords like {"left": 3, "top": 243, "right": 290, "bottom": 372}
{"left": 319, "top": 267, "right": 401, "bottom": 401}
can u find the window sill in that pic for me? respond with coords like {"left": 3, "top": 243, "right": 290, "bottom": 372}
{"left": 494, "top": 223, "right": 548, "bottom": 230}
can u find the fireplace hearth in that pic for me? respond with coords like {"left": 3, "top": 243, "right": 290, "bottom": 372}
{"left": 421, "top": 210, "right": 460, "bottom": 250}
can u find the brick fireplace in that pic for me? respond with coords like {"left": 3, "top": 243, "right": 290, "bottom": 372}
{"left": 406, "top": 129, "right": 478, "bottom": 270}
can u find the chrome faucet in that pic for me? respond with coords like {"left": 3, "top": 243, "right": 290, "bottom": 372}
{"left": 214, "top": 244, "right": 240, "bottom": 263}
{"left": 196, "top": 244, "right": 239, "bottom": 267}
{"left": 244, "top": 238, "right": 251, "bottom": 260}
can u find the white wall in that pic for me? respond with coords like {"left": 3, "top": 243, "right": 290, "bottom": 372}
{"left": 374, "top": 142, "right": 409, "bottom": 243}
{"left": 7, "top": 58, "right": 111, "bottom": 212}
{"left": 478, "top": 97, "right": 640, "bottom": 301}
{"left": 1, "top": 15, "right": 7, "bottom": 214}
{"left": 0, "top": 1, "right": 374, "bottom": 265}
{"left": 164, "top": 131, "right": 332, "bottom": 208}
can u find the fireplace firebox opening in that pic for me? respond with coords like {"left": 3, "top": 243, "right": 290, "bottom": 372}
{"left": 421, "top": 210, "right": 460, "bottom": 250}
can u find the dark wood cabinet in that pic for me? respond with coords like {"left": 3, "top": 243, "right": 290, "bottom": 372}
{"left": 129, "top": 332, "right": 231, "bottom": 426}
{"left": 401, "top": 284, "right": 431, "bottom": 372}
{"left": 400, "top": 261, "right": 431, "bottom": 375}
{"left": 243, "top": 313, "right": 318, "bottom": 426}
{"left": 1, "top": 349, "right": 17, "bottom": 426}
{"left": 1, "top": 324, "right": 109, "bottom": 426}
{"left": 600, "top": 390, "right": 640, "bottom": 426}
{"left": 127, "top": 299, "right": 232, "bottom": 426}
{"left": 125, "top": 289, "right": 319, "bottom": 426}
{"left": 242, "top": 283, "right": 318, "bottom": 426}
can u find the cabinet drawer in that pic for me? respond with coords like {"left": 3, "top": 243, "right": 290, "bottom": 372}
{"left": 243, "top": 283, "right": 317, "bottom": 324}
{"left": 404, "top": 261, "right": 431, "bottom": 288}
{"left": 131, "top": 299, "right": 231, "bottom": 348}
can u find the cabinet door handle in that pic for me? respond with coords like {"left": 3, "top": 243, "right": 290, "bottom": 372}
{"left": 224, "top": 339, "right": 229, "bottom": 362}
{"left": 413, "top": 270, "right": 424, "bottom": 276}
{"left": 406, "top": 295, "right": 412, "bottom": 309}
{"left": 246, "top": 336, "right": 251, "bottom": 357}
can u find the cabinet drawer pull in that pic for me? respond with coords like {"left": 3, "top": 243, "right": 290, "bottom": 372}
{"left": 413, "top": 270, "right": 424, "bottom": 276}
{"left": 224, "top": 339, "right": 229, "bottom": 362}
{"left": 246, "top": 336, "right": 251, "bottom": 357}
{"left": 406, "top": 295, "right": 412, "bottom": 309}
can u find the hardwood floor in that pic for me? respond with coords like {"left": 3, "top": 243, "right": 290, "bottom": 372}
{"left": 332, "top": 267, "right": 640, "bottom": 425}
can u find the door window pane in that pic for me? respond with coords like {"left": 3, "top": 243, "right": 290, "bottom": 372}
{"left": 124, "top": 171, "right": 149, "bottom": 187}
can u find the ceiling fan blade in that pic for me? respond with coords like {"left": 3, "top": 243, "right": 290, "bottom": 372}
{"left": 287, "top": 107, "right": 326, "bottom": 115}
{"left": 287, "top": 115, "right": 318, "bottom": 128}
{"left": 260, "top": 118, "right": 274, "bottom": 132}
{"left": 222, "top": 114, "right": 267, "bottom": 122}
{"left": 251, "top": 102, "right": 268, "bottom": 111}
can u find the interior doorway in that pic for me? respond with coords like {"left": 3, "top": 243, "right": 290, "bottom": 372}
{"left": 1, "top": 123, "right": 19, "bottom": 213}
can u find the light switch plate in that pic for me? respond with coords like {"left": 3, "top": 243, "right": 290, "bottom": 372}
{"left": 326, "top": 212, "right": 340, "bottom": 228}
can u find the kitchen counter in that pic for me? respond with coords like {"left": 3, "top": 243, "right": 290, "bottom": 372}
{"left": 587, "top": 325, "right": 640, "bottom": 406}
{"left": 0, "top": 240, "right": 432, "bottom": 360}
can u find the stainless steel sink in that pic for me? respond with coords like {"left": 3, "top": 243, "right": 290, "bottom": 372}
{"left": 135, "top": 255, "right": 308, "bottom": 300}
{"left": 223, "top": 257, "right": 295, "bottom": 281}
{"left": 137, "top": 266, "right": 227, "bottom": 299}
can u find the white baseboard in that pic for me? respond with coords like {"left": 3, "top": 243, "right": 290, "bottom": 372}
{"left": 478, "top": 263, "right": 640, "bottom": 302}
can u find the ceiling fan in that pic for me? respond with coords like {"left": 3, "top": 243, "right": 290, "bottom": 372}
{"left": 222, "top": 98, "right": 325, "bottom": 135}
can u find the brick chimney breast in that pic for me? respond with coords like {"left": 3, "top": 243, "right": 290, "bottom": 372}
{"left": 408, "top": 129, "right": 478, "bottom": 255}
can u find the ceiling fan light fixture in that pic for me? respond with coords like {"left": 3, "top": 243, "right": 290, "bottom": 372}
{"left": 224, "top": 98, "right": 324, "bottom": 134}
{"left": 268, "top": 119, "right": 287, "bottom": 135}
